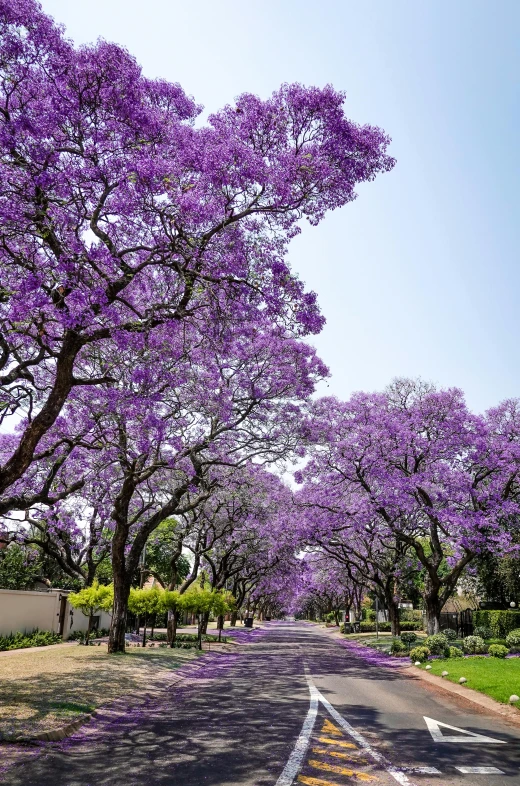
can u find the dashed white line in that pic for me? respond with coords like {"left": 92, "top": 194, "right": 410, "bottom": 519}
{"left": 275, "top": 684, "right": 319, "bottom": 786}
{"left": 455, "top": 766, "right": 505, "bottom": 774}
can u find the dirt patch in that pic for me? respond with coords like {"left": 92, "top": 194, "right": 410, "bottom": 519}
{"left": 0, "top": 645, "right": 199, "bottom": 740}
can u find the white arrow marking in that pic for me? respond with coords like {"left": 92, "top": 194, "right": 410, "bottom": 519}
{"left": 424, "top": 716, "right": 506, "bottom": 744}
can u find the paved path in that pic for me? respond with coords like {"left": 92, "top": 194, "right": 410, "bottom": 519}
{"left": 2, "top": 622, "right": 520, "bottom": 785}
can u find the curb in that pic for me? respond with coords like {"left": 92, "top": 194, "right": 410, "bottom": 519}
{"left": 8, "top": 714, "right": 96, "bottom": 744}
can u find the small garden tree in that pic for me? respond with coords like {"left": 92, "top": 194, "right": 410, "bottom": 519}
{"left": 68, "top": 581, "right": 113, "bottom": 645}
{"left": 128, "top": 587, "right": 163, "bottom": 648}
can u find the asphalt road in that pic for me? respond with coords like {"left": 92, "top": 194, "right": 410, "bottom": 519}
{"left": 2, "top": 622, "right": 520, "bottom": 786}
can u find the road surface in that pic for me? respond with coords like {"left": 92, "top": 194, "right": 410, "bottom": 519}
{"left": 2, "top": 621, "right": 520, "bottom": 785}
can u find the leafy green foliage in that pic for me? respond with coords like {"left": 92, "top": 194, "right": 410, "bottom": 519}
{"left": 474, "top": 610, "right": 520, "bottom": 638}
{"left": 0, "top": 629, "right": 62, "bottom": 651}
{"left": 488, "top": 644, "right": 509, "bottom": 658}
{"left": 463, "top": 635, "right": 486, "bottom": 654}
{"left": 441, "top": 628, "right": 458, "bottom": 641}
{"left": 143, "top": 519, "right": 191, "bottom": 588}
{"left": 505, "top": 629, "right": 520, "bottom": 650}
{"left": 473, "top": 625, "right": 493, "bottom": 639}
{"left": 400, "top": 631, "right": 418, "bottom": 647}
{"left": 390, "top": 638, "right": 407, "bottom": 654}
{"left": 424, "top": 634, "right": 449, "bottom": 655}
{"left": 448, "top": 646, "right": 464, "bottom": 658}
{"left": 410, "top": 646, "right": 430, "bottom": 662}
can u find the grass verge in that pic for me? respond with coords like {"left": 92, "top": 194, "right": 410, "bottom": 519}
{"left": 418, "top": 656, "right": 520, "bottom": 704}
{"left": 0, "top": 644, "right": 200, "bottom": 740}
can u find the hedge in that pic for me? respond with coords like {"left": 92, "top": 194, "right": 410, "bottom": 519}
{"left": 473, "top": 610, "right": 520, "bottom": 638}
{"left": 358, "top": 621, "right": 423, "bottom": 633}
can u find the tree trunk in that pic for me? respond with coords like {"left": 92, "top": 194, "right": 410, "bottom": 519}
{"left": 197, "top": 615, "right": 203, "bottom": 650}
{"left": 230, "top": 610, "right": 237, "bottom": 627}
{"left": 217, "top": 614, "right": 224, "bottom": 642}
{"left": 387, "top": 599, "right": 400, "bottom": 637}
{"left": 424, "top": 593, "right": 442, "bottom": 635}
{"left": 168, "top": 609, "right": 179, "bottom": 648}
{"left": 142, "top": 615, "right": 147, "bottom": 648}
{"left": 85, "top": 611, "right": 93, "bottom": 646}
{"left": 108, "top": 578, "right": 131, "bottom": 653}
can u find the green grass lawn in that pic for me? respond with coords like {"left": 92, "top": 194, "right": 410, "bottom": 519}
{"left": 343, "top": 632, "right": 427, "bottom": 654}
{"left": 418, "top": 657, "right": 520, "bottom": 704}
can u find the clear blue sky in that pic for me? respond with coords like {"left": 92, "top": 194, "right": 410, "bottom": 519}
{"left": 42, "top": 0, "right": 520, "bottom": 413}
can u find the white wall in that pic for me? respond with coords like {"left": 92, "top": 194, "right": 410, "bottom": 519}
{"left": 0, "top": 589, "right": 112, "bottom": 638}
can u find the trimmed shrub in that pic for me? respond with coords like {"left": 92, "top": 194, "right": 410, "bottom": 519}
{"left": 505, "top": 629, "right": 520, "bottom": 651}
{"left": 474, "top": 610, "right": 520, "bottom": 638}
{"left": 359, "top": 621, "right": 422, "bottom": 633}
{"left": 400, "top": 631, "right": 418, "bottom": 647}
{"left": 441, "top": 628, "right": 458, "bottom": 641}
{"left": 488, "top": 644, "right": 509, "bottom": 658}
{"left": 474, "top": 625, "right": 493, "bottom": 640}
{"left": 448, "top": 646, "right": 464, "bottom": 658}
{"left": 410, "top": 645, "right": 430, "bottom": 662}
{"left": 463, "top": 635, "right": 486, "bottom": 654}
{"left": 390, "top": 639, "right": 407, "bottom": 655}
{"left": 424, "top": 633, "right": 449, "bottom": 655}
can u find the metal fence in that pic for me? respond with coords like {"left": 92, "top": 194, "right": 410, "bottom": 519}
{"left": 439, "top": 609, "right": 473, "bottom": 638}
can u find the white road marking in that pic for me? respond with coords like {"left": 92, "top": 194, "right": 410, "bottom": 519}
{"left": 404, "top": 767, "right": 442, "bottom": 774}
{"left": 275, "top": 684, "right": 319, "bottom": 786}
{"left": 424, "top": 717, "right": 506, "bottom": 744}
{"left": 306, "top": 674, "right": 417, "bottom": 786}
{"left": 455, "top": 766, "right": 505, "bottom": 774}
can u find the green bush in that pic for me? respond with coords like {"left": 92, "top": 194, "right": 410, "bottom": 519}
{"left": 441, "top": 628, "right": 458, "bottom": 641}
{"left": 463, "top": 635, "right": 486, "bottom": 654}
{"left": 473, "top": 625, "right": 493, "bottom": 640}
{"left": 424, "top": 633, "right": 449, "bottom": 655}
{"left": 448, "top": 646, "right": 464, "bottom": 658}
{"left": 474, "top": 610, "right": 520, "bottom": 638}
{"left": 359, "top": 621, "right": 422, "bottom": 633}
{"left": 390, "top": 638, "right": 407, "bottom": 654}
{"left": 0, "top": 629, "right": 62, "bottom": 651}
{"left": 505, "top": 629, "right": 520, "bottom": 650}
{"left": 410, "top": 645, "right": 430, "bottom": 662}
{"left": 488, "top": 644, "right": 509, "bottom": 658}
{"left": 400, "top": 631, "right": 417, "bottom": 647}
{"left": 399, "top": 609, "right": 423, "bottom": 623}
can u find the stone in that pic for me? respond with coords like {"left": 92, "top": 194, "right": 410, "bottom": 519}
{"left": 441, "top": 671, "right": 449, "bottom": 677}
{"left": 509, "top": 695, "right": 519, "bottom": 703}
{"left": 459, "top": 677, "right": 467, "bottom": 684}
{"left": 425, "top": 665, "right": 432, "bottom": 670}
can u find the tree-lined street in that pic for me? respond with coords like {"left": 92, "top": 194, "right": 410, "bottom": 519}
{"left": 3, "top": 623, "right": 520, "bottom": 786}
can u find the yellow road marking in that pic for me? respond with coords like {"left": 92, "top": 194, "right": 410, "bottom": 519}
{"left": 312, "top": 747, "right": 367, "bottom": 764}
{"left": 320, "top": 718, "right": 342, "bottom": 736}
{"left": 298, "top": 776, "right": 348, "bottom": 786}
{"left": 317, "top": 736, "right": 356, "bottom": 749}
{"left": 309, "top": 759, "right": 377, "bottom": 782}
